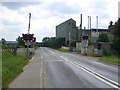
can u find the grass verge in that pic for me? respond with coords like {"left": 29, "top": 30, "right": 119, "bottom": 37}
{"left": 57, "top": 48, "right": 70, "bottom": 52}
{"left": 81, "top": 53, "right": 119, "bottom": 64}
{"left": 99, "top": 55, "right": 119, "bottom": 64}
{"left": 2, "top": 51, "right": 30, "bottom": 88}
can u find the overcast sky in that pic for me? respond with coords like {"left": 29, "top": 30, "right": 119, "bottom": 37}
{"left": 0, "top": 0, "right": 119, "bottom": 42}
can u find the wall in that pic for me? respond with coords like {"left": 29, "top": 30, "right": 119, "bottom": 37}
{"left": 17, "top": 48, "right": 35, "bottom": 56}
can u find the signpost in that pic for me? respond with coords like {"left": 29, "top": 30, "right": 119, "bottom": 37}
{"left": 21, "top": 13, "right": 36, "bottom": 56}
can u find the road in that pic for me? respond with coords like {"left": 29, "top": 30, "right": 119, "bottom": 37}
{"left": 9, "top": 47, "right": 119, "bottom": 89}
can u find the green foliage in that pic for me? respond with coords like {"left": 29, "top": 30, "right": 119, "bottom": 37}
{"left": 99, "top": 56, "right": 119, "bottom": 64}
{"left": 112, "top": 18, "right": 120, "bottom": 54}
{"left": 2, "top": 51, "right": 30, "bottom": 88}
{"left": 57, "top": 48, "right": 70, "bottom": 52}
{"left": 97, "top": 32, "right": 109, "bottom": 42}
{"left": 88, "top": 40, "right": 93, "bottom": 46}
{"left": 42, "top": 37, "right": 65, "bottom": 49}
{"left": 1, "top": 38, "right": 6, "bottom": 45}
{"left": 42, "top": 37, "right": 50, "bottom": 42}
{"left": 103, "top": 49, "right": 112, "bottom": 56}
{"left": 71, "top": 40, "right": 81, "bottom": 47}
{"left": 1, "top": 38, "right": 6, "bottom": 47}
{"left": 16, "top": 36, "right": 24, "bottom": 46}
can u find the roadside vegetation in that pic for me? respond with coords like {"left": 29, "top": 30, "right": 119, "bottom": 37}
{"left": 2, "top": 51, "right": 30, "bottom": 88}
{"left": 99, "top": 55, "right": 119, "bottom": 64}
{"left": 57, "top": 48, "right": 70, "bottom": 52}
{"left": 1, "top": 34, "right": 40, "bottom": 89}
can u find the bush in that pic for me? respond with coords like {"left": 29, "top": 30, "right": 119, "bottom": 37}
{"left": 71, "top": 40, "right": 81, "bottom": 47}
{"left": 103, "top": 49, "right": 112, "bottom": 56}
{"left": 97, "top": 32, "right": 109, "bottom": 42}
{"left": 42, "top": 37, "right": 65, "bottom": 49}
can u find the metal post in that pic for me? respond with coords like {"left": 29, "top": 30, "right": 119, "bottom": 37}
{"left": 88, "top": 16, "right": 89, "bottom": 30}
{"left": 80, "top": 14, "right": 82, "bottom": 29}
{"left": 28, "top": 13, "right": 31, "bottom": 34}
{"left": 25, "top": 42, "right": 29, "bottom": 57}
{"left": 27, "top": 13, "right": 31, "bottom": 56}
{"left": 90, "top": 16, "right": 91, "bottom": 30}
{"left": 96, "top": 16, "right": 98, "bottom": 35}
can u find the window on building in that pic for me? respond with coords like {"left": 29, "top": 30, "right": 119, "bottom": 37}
{"left": 69, "top": 23, "right": 70, "bottom": 25}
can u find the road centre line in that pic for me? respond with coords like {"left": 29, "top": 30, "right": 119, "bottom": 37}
{"left": 60, "top": 56, "right": 119, "bottom": 88}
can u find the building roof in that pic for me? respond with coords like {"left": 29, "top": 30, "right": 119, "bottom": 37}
{"left": 56, "top": 18, "right": 76, "bottom": 27}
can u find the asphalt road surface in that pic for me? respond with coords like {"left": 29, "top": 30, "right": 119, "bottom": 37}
{"left": 9, "top": 47, "right": 119, "bottom": 89}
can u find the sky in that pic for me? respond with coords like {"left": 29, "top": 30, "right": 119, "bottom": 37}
{"left": 0, "top": 0, "right": 119, "bottom": 42}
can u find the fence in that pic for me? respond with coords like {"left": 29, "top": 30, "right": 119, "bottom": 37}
{"left": 2, "top": 47, "right": 17, "bottom": 54}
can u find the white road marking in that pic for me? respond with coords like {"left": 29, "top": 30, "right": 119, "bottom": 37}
{"left": 49, "top": 50, "right": 55, "bottom": 54}
{"left": 45, "top": 60, "right": 63, "bottom": 62}
{"left": 31, "top": 57, "right": 34, "bottom": 60}
{"left": 41, "top": 56, "right": 44, "bottom": 59}
{"left": 60, "top": 55, "right": 119, "bottom": 88}
{"left": 60, "top": 56, "right": 68, "bottom": 61}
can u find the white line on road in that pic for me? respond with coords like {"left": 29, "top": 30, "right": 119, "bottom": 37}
{"left": 60, "top": 55, "right": 119, "bottom": 88}
{"left": 31, "top": 57, "right": 34, "bottom": 60}
{"left": 41, "top": 56, "right": 44, "bottom": 59}
{"left": 49, "top": 50, "right": 55, "bottom": 54}
{"left": 45, "top": 60, "right": 63, "bottom": 62}
{"left": 60, "top": 56, "right": 68, "bottom": 61}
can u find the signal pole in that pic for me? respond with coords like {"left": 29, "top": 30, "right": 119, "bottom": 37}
{"left": 27, "top": 13, "right": 31, "bottom": 56}
{"left": 28, "top": 13, "right": 31, "bottom": 34}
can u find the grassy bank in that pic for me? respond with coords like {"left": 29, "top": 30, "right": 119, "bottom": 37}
{"left": 57, "top": 48, "right": 70, "bottom": 52}
{"left": 82, "top": 53, "right": 119, "bottom": 64}
{"left": 99, "top": 55, "right": 119, "bottom": 64}
{"left": 2, "top": 51, "right": 30, "bottom": 88}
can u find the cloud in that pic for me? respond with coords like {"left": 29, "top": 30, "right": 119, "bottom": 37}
{"left": 0, "top": 0, "right": 119, "bottom": 42}
{"left": 1, "top": 2, "right": 42, "bottom": 10}
{"left": 47, "top": 2, "right": 82, "bottom": 15}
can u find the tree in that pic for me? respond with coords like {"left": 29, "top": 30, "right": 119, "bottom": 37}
{"left": 97, "top": 32, "right": 109, "bottom": 42}
{"left": 112, "top": 18, "right": 120, "bottom": 54}
{"left": 42, "top": 37, "right": 65, "bottom": 48}
{"left": 16, "top": 36, "right": 24, "bottom": 46}
{"left": 1, "top": 38, "right": 6, "bottom": 45}
{"left": 42, "top": 37, "right": 50, "bottom": 42}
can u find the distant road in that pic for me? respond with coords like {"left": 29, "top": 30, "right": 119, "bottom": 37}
{"left": 9, "top": 47, "right": 119, "bottom": 89}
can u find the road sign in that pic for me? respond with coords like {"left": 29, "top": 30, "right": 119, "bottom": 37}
{"left": 81, "top": 34, "right": 90, "bottom": 40}
{"left": 22, "top": 34, "right": 36, "bottom": 42}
